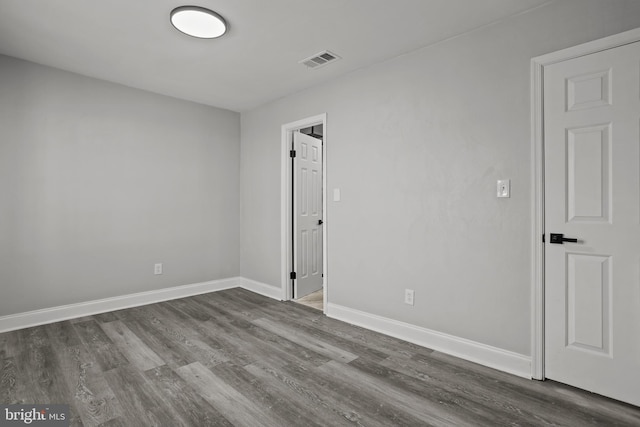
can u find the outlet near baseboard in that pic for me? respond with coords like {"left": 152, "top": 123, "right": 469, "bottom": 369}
{"left": 404, "top": 289, "right": 414, "bottom": 306}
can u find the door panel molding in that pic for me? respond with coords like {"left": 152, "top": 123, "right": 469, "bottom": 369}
{"left": 531, "top": 27, "right": 640, "bottom": 381}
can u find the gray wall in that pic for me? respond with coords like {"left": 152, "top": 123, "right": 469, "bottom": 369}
{"left": 0, "top": 55, "right": 240, "bottom": 316}
{"left": 240, "top": 0, "right": 640, "bottom": 356}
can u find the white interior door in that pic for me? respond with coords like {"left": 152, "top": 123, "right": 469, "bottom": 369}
{"left": 544, "top": 41, "right": 640, "bottom": 406}
{"left": 294, "top": 131, "right": 323, "bottom": 298}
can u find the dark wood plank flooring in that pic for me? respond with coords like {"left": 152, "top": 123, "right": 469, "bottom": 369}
{"left": 1, "top": 288, "right": 639, "bottom": 426}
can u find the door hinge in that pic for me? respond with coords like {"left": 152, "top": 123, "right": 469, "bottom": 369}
{"left": 290, "top": 150, "right": 296, "bottom": 158}
{"left": 542, "top": 234, "right": 545, "bottom": 243}
{"left": 290, "top": 272, "right": 296, "bottom": 280}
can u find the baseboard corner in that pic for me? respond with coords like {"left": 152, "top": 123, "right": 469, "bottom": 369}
{"left": 239, "top": 277, "right": 283, "bottom": 301}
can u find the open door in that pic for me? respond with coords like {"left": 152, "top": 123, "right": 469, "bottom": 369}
{"left": 293, "top": 131, "right": 323, "bottom": 299}
{"left": 543, "top": 39, "right": 640, "bottom": 406}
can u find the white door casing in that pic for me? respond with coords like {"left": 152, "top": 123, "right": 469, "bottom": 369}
{"left": 543, "top": 41, "right": 640, "bottom": 406}
{"left": 294, "top": 131, "right": 323, "bottom": 298}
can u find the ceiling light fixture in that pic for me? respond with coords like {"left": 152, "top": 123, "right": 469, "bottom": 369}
{"left": 170, "top": 6, "right": 227, "bottom": 39}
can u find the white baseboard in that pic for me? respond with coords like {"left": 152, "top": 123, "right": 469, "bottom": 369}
{"left": 0, "top": 277, "right": 240, "bottom": 333}
{"left": 326, "top": 303, "right": 531, "bottom": 379}
{"left": 0, "top": 277, "right": 529, "bottom": 380}
{"left": 239, "top": 277, "right": 283, "bottom": 301}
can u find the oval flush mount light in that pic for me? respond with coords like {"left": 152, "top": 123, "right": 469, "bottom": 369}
{"left": 170, "top": 6, "right": 227, "bottom": 39}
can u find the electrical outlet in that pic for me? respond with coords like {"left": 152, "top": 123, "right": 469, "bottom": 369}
{"left": 154, "top": 263, "right": 163, "bottom": 275}
{"left": 404, "top": 289, "right": 415, "bottom": 306}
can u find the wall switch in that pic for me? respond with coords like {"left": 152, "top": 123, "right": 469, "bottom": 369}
{"left": 154, "top": 263, "right": 163, "bottom": 275}
{"left": 333, "top": 188, "right": 341, "bottom": 202}
{"left": 404, "top": 289, "right": 415, "bottom": 306}
{"left": 497, "top": 179, "right": 510, "bottom": 198}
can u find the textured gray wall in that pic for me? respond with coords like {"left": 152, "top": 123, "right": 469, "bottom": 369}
{"left": 0, "top": 56, "right": 240, "bottom": 316}
{"left": 240, "top": 0, "right": 640, "bottom": 356}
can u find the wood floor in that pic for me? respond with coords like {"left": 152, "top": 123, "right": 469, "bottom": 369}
{"left": 1, "top": 288, "right": 639, "bottom": 426}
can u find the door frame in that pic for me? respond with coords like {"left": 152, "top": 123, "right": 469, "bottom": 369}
{"left": 530, "top": 27, "right": 640, "bottom": 380}
{"left": 280, "top": 113, "right": 328, "bottom": 312}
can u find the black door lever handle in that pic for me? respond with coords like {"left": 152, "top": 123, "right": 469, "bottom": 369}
{"left": 550, "top": 233, "right": 578, "bottom": 244}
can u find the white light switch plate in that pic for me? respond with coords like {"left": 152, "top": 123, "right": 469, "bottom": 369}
{"left": 497, "top": 180, "right": 510, "bottom": 198}
{"left": 333, "top": 188, "right": 341, "bottom": 202}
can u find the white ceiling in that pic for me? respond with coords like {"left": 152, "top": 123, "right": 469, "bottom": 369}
{"left": 0, "top": 0, "right": 551, "bottom": 112}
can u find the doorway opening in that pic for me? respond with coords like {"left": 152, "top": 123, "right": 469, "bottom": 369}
{"left": 293, "top": 124, "right": 324, "bottom": 311}
{"left": 280, "top": 114, "right": 327, "bottom": 313}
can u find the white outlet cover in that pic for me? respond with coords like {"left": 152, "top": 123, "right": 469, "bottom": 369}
{"left": 497, "top": 179, "right": 510, "bottom": 198}
{"left": 333, "top": 188, "right": 341, "bottom": 202}
{"left": 405, "top": 289, "right": 415, "bottom": 306}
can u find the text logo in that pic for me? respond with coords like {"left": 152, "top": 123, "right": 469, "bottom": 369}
{"left": 0, "top": 405, "right": 69, "bottom": 427}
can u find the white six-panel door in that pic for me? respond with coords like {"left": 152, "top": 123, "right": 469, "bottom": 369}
{"left": 294, "top": 131, "right": 323, "bottom": 298}
{"left": 544, "top": 41, "right": 640, "bottom": 406}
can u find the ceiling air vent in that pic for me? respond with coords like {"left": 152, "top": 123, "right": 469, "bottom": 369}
{"left": 299, "top": 50, "right": 341, "bottom": 69}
